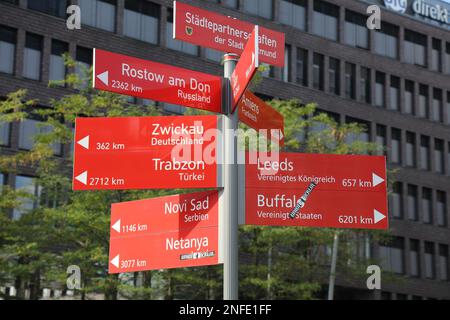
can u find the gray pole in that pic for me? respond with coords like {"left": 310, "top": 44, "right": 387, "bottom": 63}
{"left": 327, "top": 232, "right": 339, "bottom": 300}
{"left": 222, "top": 53, "right": 239, "bottom": 300}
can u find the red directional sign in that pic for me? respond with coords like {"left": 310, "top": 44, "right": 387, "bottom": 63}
{"left": 240, "top": 152, "right": 388, "bottom": 230}
{"left": 231, "top": 26, "right": 259, "bottom": 113}
{"left": 109, "top": 191, "right": 219, "bottom": 273}
{"left": 238, "top": 91, "right": 284, "bottom": 145}
{"left": 73, "top": 115, "right": 219, "bottom": 190}
{"left": 173, "top": 1, "right": 285, "bottom": 67}
{"left": 93, "top": 49, "right": 222, "bottom": 113}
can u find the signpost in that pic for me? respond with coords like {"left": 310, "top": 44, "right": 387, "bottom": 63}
{"left": 93, "top": 49, "right": 222, "bottom": 113}
{"left": 230, "top": 26, "right": 259, "bottom": 113}
{"left": 109, "top": 191, "right": 220, "bottom": 273}
{"left": 239, "top": 152, "right": 388, "bottom": 230}
{"left": 173, "top": 1, "right": 285, "bottom": 67}
{"left": 73, "top": 115, "right": 220, "bottom": 190}
{"left": 238, "top": 90, "right": 284, "bottom": 145}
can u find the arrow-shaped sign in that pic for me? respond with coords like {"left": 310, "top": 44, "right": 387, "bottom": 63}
{"left": 75, "top": 171, "right": 88, "bottom": 185}
{"left": 112, "top": 219, "right": 121, "bottom": 233}
{"left": 110, "top": 254, "right": 120, "bottom": 268}
{"left": 77, "top": 135, "right": 89, "bottom": 150}
{"left": 374, "top": 209, "right": 386, "bottom": 224}
{"left": 97, "top": 71, "right": 109, "bottom": 86}
{"left": 372, "top": 173, "right": 385, "bottom": 187}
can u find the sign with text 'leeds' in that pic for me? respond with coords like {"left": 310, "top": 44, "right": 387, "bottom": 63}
{"left": 173, "top": 1, "right": 285, "bottom": 67}
{"left": 239, "top": 152, "right": 388, "bottom": 230}
{"left": 93, "top": 49, "right": 222, "bottom": 113}
{"left": 73, "top": 116, "right": 219, "bottom": 191}
{"left": 109, "top": 190, "right": 219, "bottom": 273}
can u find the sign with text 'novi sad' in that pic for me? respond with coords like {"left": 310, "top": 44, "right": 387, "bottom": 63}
{"left": 173, "top": 1, "right": 285, "bottom": 67}
{"left": 231, "top": 26, "right": 259, "bottom": 113}
{"left": 93, "top": 49, "right": 222, "bottom": 113}
{"left": 238, "top": 91, "right": 284, "bottom": 145}
{"left": 239, "top": 152, "right": 388, "bottom": 230}
{"left": 73, "top": 115, "right": 219, "bottom": 191}
{"left": 109, "top": 190, "right": 220, "bottom": 273}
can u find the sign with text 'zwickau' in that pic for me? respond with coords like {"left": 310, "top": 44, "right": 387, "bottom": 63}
{"left": 73, "top": 115, "right": 219, "bottom": 191}
{"left": 240, "top": 152, "right": 388, "bottom": 230}
{"left": 93, "top": 49, "right": 222, "bottom": 113}
{"left": 173, "top": 1, "right": 285, "bottom": 67}
{"left": 109, "top": 190, "right": 220, "bottom": 273}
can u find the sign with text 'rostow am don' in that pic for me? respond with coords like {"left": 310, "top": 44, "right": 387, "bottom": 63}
{"left": 173, "top": 1, "right": 285, "bottom": 67}
{"left": 93, "top": 49, "right": 222, "bottom": 113}
{"left": 109, "top": 190, "right": 220, "bottom": 273}
{"left": 73, "top": 115, "right": 219, "bottom": 191}
{"left": 239, "top": 152, "right": 388, "bottom": 230}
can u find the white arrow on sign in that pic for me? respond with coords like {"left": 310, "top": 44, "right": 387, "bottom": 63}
{"left": 112, "top": 219, "right": 121, "bottom": 233}
{"left": 97, "top": 71, "right": 109, "bottom": 86}
{"left": 75, "top": 171, "right": 88, "bottom": 185}
{"left": 374, "top": 209, "right": 386, "bottom": 224}
{"left": 372, "top": 173, "right": 385, "bottom": 187}
{"left": 77, "top": 135, "right": 89, "bottom": 150}
{"left": 110, "top": 254, "right": 120, "bottom": 268}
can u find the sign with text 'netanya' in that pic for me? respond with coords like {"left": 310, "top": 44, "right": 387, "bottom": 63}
{"left": 173, "top": 1, "right": 285, "bottom": 67}
{"left": 239, "top": 152, "right": 388, "bottom": 230}
{"left": 73, "top": 115, "right": 219, "bottom": 191}
{"left": 109, "top": 190, "right": 220, "bottom": 273}
{"left": 93, "top": 49, "right": 222, "bottom": 113}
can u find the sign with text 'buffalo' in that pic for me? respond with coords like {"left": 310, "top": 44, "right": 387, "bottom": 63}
{"left": 239, "top": 152, "right": 388, "bottom": 230}
{"left": 109, "top": 190, "right": 220, "bottom": 273}
{"left": 73, "top": 115, "right": 219, "bottom": 191}
{"left": 93, "top": 49, "right": 222, "bottom": 113}
{"left": 173, "top": 1, "right": 285, "bottom": 67}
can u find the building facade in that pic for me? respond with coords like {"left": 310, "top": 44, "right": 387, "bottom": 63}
{"left": 0, "top": 0, "right": 449, "bottom": 299}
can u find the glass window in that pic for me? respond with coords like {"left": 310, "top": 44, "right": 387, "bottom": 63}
{"left": 418, "top": 84, "right": 428, "bottom": 119}
{"left": 445, "top": 43, "right": 450, "bottom": 75}
{"left": 23, "top": 33, "right": 42, "bottom": 80}
{"left": 406, "top": 132, "right": 416, "bottom": 167}
{"left": 410, "top": 239, "right": 420, "bottom": 277}
{"left": 164, "top": 103, "right": 185, "bottom": 115}
{"left": 0, "top": 25, "right": 16, "bottom": 74}
{"left": 0, "top": 173, "right": 4, "bottom": 190}
{"left": 75, "top": 46, "right": 92, "bottom": 88}
{"left": 345, "top": 117, "right": 369, "bottom": 146}
{"left": 374, "top": 22, "right": 398, "bottom": 59}
{"left": 344, "top": 63, "right": 355, "bottom": 99}
{"left": 422, "top": 187, "right": 432, "bottom": 224}
{"left": 391, "top": 128, "right": 401, "bottom": 164}
{"left": 204, "top": 48, "right": 222, "bottom": 63}
{"left": 243, "top": 0, "right": 272, "bottom": 19}
{"left": 436, "top": 191, "right": 447, "bottom": 227}
{"left": 313, "top": 53, "right": 324, "bottom": 91}
{"left": 282, "top": 45, "right": 291, "bottom": 82}
{"left": 13, "top": 175, "right": 41, "bottom": 220}
{"left": 27, "top": 0, "right": 67, "bottom": 18}
{"left": 375, "top": 72, "right": 385, "bottom": 108}
{"left": 280, "top": 0, "right": 306, "bottom": 30}
{"left": 447, "top": 92, "right": 450, "bottom": 125}
{"left": 19, "top": 118, "right": 61, "bottom": 155}
{"left": 49, "top": 40, "right": 68, "bottom": 82}
{"left": 296, "top": 48, "right": 308, "bottom": 86}
{"left": 439, "top": 244, "right": 449, "bottom": 281}
{"left": 379, "top": 237, "right": 405, "bottom": 274}
{"left": 328, "top": 57, "right": 340, "bottom": 95}
{"left": 434, "top": 139, "right": 444, "bottom": 174}
{"left": 359, "top": 67, "right": 371, "bottom": 104}
{"left": 219, "top": 0, "right": 237, "bottom": 8}
{"left": 376, "top": 124, "right": 386, "bottom": 155}
{"left": 404, "top": 80, "right": 414, "bottom": 115}
{"left": 389, "top": 76, "right": 400, "bottom": 111}
{"left": 390, "top": 182, "right": 403, "bottom": 219}
{"left": 80, "top": 0, "right": 116, "bottom": 32}
{"left": 420, "top": 135, "right": 430, "bottom": 170}
{"left": 124, "top": 0, "right": 159, "bottom": 44}
{"left": 166, "top": 9, "right": 198, "bottom": 56}
{"left": 0, "top": 121, "right": 10, "bottom": 146}
{"left": 407, "top": 185, "right": 418, "bottom": 221}
{"left": 424, "top": 242, "right": 435, "bottom": 279}
{"left": 404, "top": 30, "right": 427, "bottom": 66}
{"left": 432, "top": 89, "right": 443, "bottom": 122}
{"left": 312, "top": 0, "right": 339, "bottom": 41}
{"left": 431, "top": 38, "right": 441, "bottom": 72}
{"left": 344, "top": 10, "right": 368, "bottom": 49}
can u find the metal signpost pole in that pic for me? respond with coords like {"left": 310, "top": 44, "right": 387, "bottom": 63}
{"left": 222, "top": 53, "right": 239, "bottom": 300}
